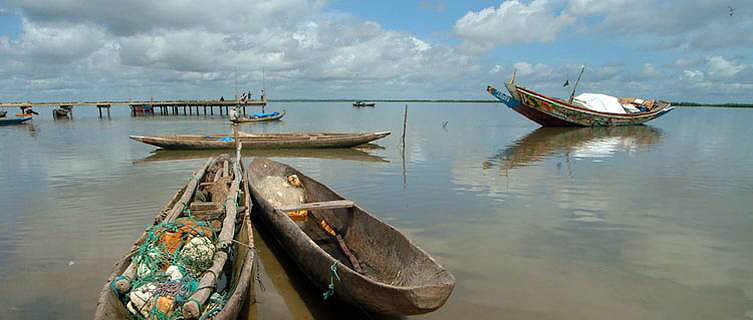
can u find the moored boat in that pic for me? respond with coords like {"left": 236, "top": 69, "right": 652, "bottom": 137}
{"left": 352, "top": 101, "right": 376, "bottom": 107}
{"left": 0, "top": 114, "right": 32, "bottom": 126}
{"left": 247, "top": 157, "right": 455, "bottom": 316}
{"left": 487, "top": 74, "right": 673, "bottom": 127}
{"left": 129, "top": 131, "right": 391, "bottom": 150}
{"left": 232, "top": 110, "right": 285, "bottom": 123}
{"left": 94, "top": 155, "right": 255, "bottom": 320}
{"left": 53, "top": 107, "right": 72, "bottom": 118}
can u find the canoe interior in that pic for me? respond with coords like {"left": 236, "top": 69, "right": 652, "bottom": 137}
{"left": 95, "top": 156, "right": 254, "bottom": 319}
{"left": 158, "top": 132, "right": 369, "bottom": 141}
{"left": 248, "top": 158, "right": 454, "bottom": 308}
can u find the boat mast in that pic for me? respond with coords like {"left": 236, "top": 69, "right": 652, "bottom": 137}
{"left": 568, "top": 65, "right": 585, "bottom": 104}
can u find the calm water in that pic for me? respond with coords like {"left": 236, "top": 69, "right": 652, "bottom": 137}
{"left": 0, "top": 103, "right": 751, "bottom": 320}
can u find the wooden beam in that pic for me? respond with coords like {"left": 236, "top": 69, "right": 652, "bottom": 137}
{"left": 276, "top": 200, "right": 354, "bottom": 212}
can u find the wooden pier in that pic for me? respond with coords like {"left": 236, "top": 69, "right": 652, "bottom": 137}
{"left": 0, "top": 98, "right": 267, "bottom": 118}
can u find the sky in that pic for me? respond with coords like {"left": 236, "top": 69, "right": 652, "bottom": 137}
{"left": 0, "top": 0, "right": 751, "bottom": 103}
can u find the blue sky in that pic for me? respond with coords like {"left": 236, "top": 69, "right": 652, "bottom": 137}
{"left": 0, "top": 0, "right": 751, "bottom": 103}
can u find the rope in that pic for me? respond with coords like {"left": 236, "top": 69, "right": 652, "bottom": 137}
{"left": 322, "top": 262, "right": 340, "bottom": 300}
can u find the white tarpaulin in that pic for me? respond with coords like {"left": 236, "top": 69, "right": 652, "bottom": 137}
{"left": 573, "top": 93, "right": 626, "bottom": 114}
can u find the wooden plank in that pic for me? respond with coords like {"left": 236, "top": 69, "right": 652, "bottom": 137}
{"left": 276, "top": 200, "right": 354, "bottom": 212}
{"left": 190, "top": 201, "right": 218, "bottom": 211}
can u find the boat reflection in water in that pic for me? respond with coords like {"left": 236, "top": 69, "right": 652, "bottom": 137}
{"left": 136, "top": 144, "right": 388, "bottom": 164}
{"left": 484, "top": 125, "right": 663, "bottom": 172}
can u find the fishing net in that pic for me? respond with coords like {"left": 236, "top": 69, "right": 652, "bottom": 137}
{"left": 116, "top": 216, "right": 231, "bottom": 319}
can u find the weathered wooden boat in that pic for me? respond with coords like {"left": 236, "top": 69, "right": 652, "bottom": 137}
{"left": 232, "top": 110, "right": 285, "bottom": 123}
{"left": 487, "top": 76, "right": 673, "bottom": 127}
{"left": 95, "top": 155, "right": 255, "bottom": 320}
{"left": 0, "top": 115, "right": 32, "bottom": 126}
{"left": 129, "top": 131, "right": 391, "bottom": 150}
{"left": 485, "top": 126, "right": 663, "bottom": 171}
{"left": 247, "top": 157, "right": 455, "bottom": 316}
{"left": 352, "top": 101, "right": 376, "bottom": 107}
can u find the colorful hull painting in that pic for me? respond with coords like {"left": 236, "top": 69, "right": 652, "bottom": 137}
{"left": 486, "top": 85, "right": 673, "bottom": 127}
{"left": 0, "top": 115, "right": 32, "bottom": 126}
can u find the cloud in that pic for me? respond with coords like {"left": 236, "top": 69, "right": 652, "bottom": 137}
{"left": 707, "top": 56, "right": 746, "bottom": 78}
{"left": 455, "top": 0, "right": 575, "bottom": 50}
{"left": 455, "top": 0, "right": 753, "bottom": 52}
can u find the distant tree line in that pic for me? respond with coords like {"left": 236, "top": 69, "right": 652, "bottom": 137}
{"left": 671, "top": 102, "right": 753, "bottom": 108}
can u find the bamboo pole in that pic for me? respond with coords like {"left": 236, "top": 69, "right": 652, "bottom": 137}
{"left": 569, "top": 65, "right": 585, "bottom": 104}
{"left": 182, "top": 160, "right": 242, "bottom": 318}
{"left": 114, "top": 158, "right": 214, "bottom": 294}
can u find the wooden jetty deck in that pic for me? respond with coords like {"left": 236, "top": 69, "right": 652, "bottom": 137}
{"left": 0, "top": 98, "right": 267, "bottom": 118}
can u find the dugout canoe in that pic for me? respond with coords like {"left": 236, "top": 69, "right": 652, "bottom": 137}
{"left": 129, "top": 131, "right": 391, "bottom": 150}
{"left": 95, "top": 155, "right": 255, "bottom": 320}
{"left": 487, "top": 75, "right": 673, "bottom": 127}
{"left": 232, "top": 110, "right": 285, "bottom": 123}
{"left": 247, "top": 157, "right": 455, "bottom": 316}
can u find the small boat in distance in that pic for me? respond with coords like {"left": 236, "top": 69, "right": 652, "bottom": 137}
{"left": 231, "top": 110, "right": 285, "bottom": 123}
{"left": 129, "top": 131, "right": 391, "bottom": 150}
{"left": 353, "top": 101, "right": 376, "bottom": 107}
{"left": 53, "top": 105, "right": 73, "bottom": 119}
{"left": 247, "top": 158, "right": 455, "bottom": 315}
{"left": 487, "top": 71, "right": 673, "bottom": 127}
{"left": 0, "top": 114, "right": 32, "bottom": 126}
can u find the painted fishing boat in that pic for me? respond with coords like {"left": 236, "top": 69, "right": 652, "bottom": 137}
{"left": 232, "top": 110, "right": 285, "bottom": 123}
{"left": 247, "top": 157, "right": 455, "bottom": 316}
{"left": 129, "top": 131, "right": 391, "bottom": 150}
{"left": 95, "top": 155, "right": 255, "bottom": 320}
{"left": 352, "top": 101, "right": 376, "bottom": 107}
{"left": 0, "top": 115, "right": 32, "bottom": 126}
{"left": 487, "top": 75, "right": 673, "bottom": 127}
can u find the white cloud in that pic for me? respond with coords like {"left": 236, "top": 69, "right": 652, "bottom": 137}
{"left": 490, "top": 64, "right": 504, "bottom": 74}
{"left": 684, "top": 70, "right": 704, "bottom": 81}
{"left": 707, "top": 56, "right": 745, "bottom": 78}
{"left": 454, "top": 0, "right": 575, "bottom": 50}
{"left": 641, "top": 63, "right": 659, "bottom": 78}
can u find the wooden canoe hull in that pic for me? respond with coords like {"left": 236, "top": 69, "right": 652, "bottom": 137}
{"left": 0, "top": 116, "right": 32, "bottom": 126}
{"left": 233, "top": 110, "right": 285, "bottom": 123}
{"left": 247, "top": 157, "right": 454, "bottom": 316}
{"left": 94, "top": 157, "right": 255, "bottom": 320}
{"left": 129, "top": 131, "right": 391, "bottom": 150}
{"left": 487, "top": 86, "right": 673, "bottom": 127}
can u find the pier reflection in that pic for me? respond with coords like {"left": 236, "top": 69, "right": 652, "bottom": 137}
{"left": 484, "top": 126, "right": 663, "bottom": 172}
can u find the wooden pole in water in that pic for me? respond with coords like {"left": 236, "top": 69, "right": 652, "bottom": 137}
{"left": 401, "top": 104, "right": 408, "bottom": 145}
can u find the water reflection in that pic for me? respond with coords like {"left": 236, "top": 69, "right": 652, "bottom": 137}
{"left": 135, "top": 145, "right": 388, "bottom": 163}
{"left": 484, "top": 126, "right": 663, "bottom": 172}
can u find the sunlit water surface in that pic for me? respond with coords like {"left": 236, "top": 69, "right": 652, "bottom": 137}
{"left": 0, "top": 103, "right": 751, "bottom": 319}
